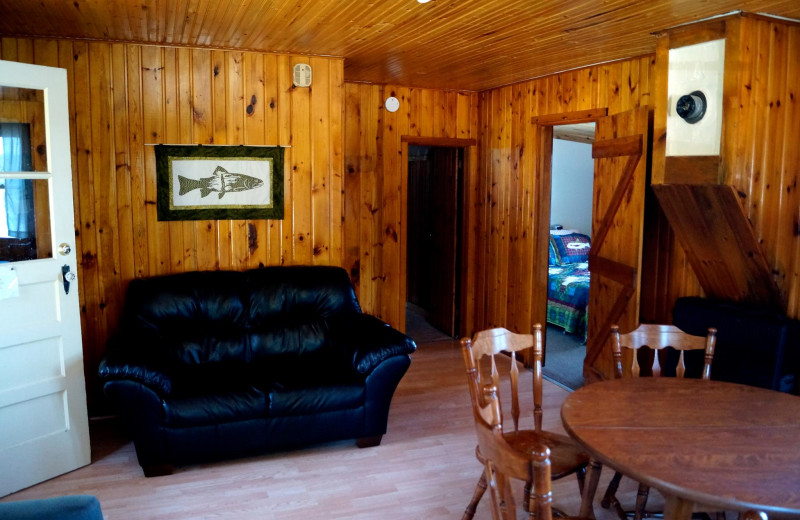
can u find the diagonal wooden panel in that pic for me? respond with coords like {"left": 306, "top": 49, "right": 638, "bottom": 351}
{"left": 652, "top": 184, "right": 783, "bottom": 309}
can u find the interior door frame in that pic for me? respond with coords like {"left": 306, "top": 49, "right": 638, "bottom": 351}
{"left": 400, "top": 136, "right": 476, "bottom": 337}
{"left": 530, "top": 108, "right": 608, "bottom": 362}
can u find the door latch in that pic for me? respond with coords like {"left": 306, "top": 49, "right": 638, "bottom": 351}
{"left": 62, "top": 264, "right": 76, "bottom": 295}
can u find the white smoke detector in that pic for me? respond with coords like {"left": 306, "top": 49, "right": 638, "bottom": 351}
{"left": 293, "top": 63, "right": 312, "bottom": 87}
{"left": 385, "top": 96, "right": 400, "bottom": 112}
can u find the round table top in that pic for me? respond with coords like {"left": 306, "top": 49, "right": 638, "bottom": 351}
{"left": 561, "top": 378, "right": 800, "bottom": 515}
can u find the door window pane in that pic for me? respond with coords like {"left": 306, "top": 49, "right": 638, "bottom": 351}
{"left": 0, "top": 178, "right": 52, "bottom": 262}
{"left": 0, "top": 87, "right": 47, "bottom": 172}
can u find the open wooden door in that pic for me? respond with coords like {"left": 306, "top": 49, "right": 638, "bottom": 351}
{"left": 584, "top": 107, "right": 650, "bottom": 381}
{"left": 427, "top": 147, "right": 460, "bottom": 336}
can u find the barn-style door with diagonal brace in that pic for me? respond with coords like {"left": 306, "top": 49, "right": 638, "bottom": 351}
{"left": 584, "top": 107, "right": 650, "bottom": 381}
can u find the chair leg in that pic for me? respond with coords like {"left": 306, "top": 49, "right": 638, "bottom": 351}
{"left": 600, "top": 471, "right": 627, "bottom": 520}
{"left": 601, "top": 471, "right": 623, "bottom": 509}
{"left": 576, "top": 465, "right": 587, "bottom": 496}
{"left": 484, "top": 465, "right": 503, "bottom": 520}
{"left": 633, "top": 483, "right": 650, "bottom": 520}
{"left": 463, "top": 472, "right": 488, "bottom": 520}
{"left": 579, "top": 459, "right": 603, "bottom": 520}
{"left": 523, "top": 480, "right": 532, "bottom": 513}
{"left": 496, "top": 471, "right": 516, "bottom": 520}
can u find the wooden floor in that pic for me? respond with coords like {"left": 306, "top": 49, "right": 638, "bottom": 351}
{"left": 0, "top": 338, "right": 652, "bottom": 519}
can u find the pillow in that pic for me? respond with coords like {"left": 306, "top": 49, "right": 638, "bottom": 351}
{"left": 550, "top": 232, "right": 591, "bottom": 264}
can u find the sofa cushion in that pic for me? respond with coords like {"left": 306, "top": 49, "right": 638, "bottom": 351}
{"left": 268, "top": 383, "right": 365, "bottom": 416}
{"left": 245, "top": 266, "right": 361, "bottom": 321}
{"left": 163, "top": 387, "right": 268, "bottom": 426}
{"left": 119, "top": 266, "right": 361, "bottom": 366}
{"left": 248, "top": 319, "right": 330, "bottom": 358}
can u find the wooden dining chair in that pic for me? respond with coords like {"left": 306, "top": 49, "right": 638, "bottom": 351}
{"left": 465, "top": 379, "right": 559, "bottom": 520}
{"left": 461, "top": 325, "right": 594, "bottom": 520}
{"left": 600, "top": 323, "right": 718, "bottom": 520}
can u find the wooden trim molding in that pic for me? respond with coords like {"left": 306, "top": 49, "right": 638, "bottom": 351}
{"left": 663, "top": 156, "right": 722, "bottom": 184}
{"left": 531, "top": 108, "right": 608, "bottom": 126}
{"left": 592, "top": 135, "right": 643, "bottom": 159}
{"left": 400, "top": 136, "right": 476, "bottom": 147}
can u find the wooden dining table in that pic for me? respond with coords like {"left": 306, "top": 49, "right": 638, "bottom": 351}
{"left": 561, "top": 377, "right": 800, "bottom": 519}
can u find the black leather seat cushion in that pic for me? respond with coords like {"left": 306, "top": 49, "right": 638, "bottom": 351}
{"left": 164, "top": 387, "right": 268, "bottom": 427}
{"left": 268, "top": 383, "right": 365, "bottom": 416}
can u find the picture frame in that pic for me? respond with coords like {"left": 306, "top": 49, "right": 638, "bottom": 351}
{"left": 155, "top": 144, "right": 284, "bottom": 221}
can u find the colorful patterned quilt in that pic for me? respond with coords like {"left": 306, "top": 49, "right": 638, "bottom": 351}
{"left": 546, "top": 262, "right": 590, "bottom": 338}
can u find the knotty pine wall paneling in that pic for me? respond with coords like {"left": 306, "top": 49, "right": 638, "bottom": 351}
{"left": 0, "top": 37, "right": 344, "bottom": 412}
{"left": 474, "top": 56, "right": 704, "bottom": 356}
{"left": 726, "top": 16, "right": 800, "bottom": 315}
{"left": 343, "top": 84, "right": 480, "bottom": 333}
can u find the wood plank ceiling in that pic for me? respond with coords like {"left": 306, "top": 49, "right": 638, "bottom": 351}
{"left": 1, "top": 0, "right": 799, "bottom": 91}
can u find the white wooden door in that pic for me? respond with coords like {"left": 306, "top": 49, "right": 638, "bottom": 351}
{"left": 0, "top": 60, "right": 90, "bottom": 497}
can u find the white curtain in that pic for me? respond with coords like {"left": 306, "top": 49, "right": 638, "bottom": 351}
{"left": 0, "top": 123, "right": 34, "bottom": 239}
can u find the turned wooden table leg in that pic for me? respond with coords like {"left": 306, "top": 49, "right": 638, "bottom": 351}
{"left": 664, "top": 496, "right": 694, "bottom": 520}
{"left": 579, "top": 459, "right": 602, "bottom": 520}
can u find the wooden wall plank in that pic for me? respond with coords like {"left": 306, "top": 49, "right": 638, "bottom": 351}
{"left": 177, "top": 47, "right": 198, "bottom": 273}
{"left": 226, "top": 51, "right": 249, "bottom": 268}
{"left": 264, "top": 55, "right": 282, "bottom": 266}
{"left": 291, "top": 55, "right": 313, "bottom": 264}
{"left": 212, "top": 49, "right": 232, "bottom": 271}
{"left": 276, "top": 54, "right": 294, "bottom": 265}
{"left": 310, "top": 56, "right": 332, "bottom": 265}
{"left": 243, "top": 52, "right": 267, "bottom": 269}
{"left": 110, "top": 42, "right": 135, "bottom": 302}
{"left": 163, "top": 47, "right": 186, "bottom": 274}
{"left": 72, "top": 40, "right": 102, "bottom": 370}
{"left": 88, "top": 42, "right": 117, "bottom": 362}
{"left": 126, "top": 45, "right": 150, "bottom": 279}
{"left": 191, "top": 50, "right": 219, "bottom": 271}
{"left": 782, "top": 25, "right": 800, "bottom": 316}
{"left": 343, "top": 83, "right": 362, "bottom": 293}
{"left": 329, "top": 58, "right": 345, "bottom": 268}
{"left": 141, "top": 45, "right": 169, "bottom": 276}
{"left": 359, "top": 84, "right": 381, "bottom": 317}
{"left": 379, "top": 86, "right": 400, "bottom": 326}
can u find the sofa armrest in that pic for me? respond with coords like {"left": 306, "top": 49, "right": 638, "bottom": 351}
{"left": 98, "top": 333, "right": 173, "bottom": 396}
{"left": 330, "top": 313, "right": 417, "bottom": 375}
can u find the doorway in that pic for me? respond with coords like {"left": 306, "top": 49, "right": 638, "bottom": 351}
{"left": 405, "top": 145, "right": 464, "bottom": 342}
{"left": 543, "top": 123, "right": 596, "bottom": 390}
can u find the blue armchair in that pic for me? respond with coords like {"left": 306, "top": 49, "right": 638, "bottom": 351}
{"left": 0, "top": 495, "right": 103, "bottom": 520}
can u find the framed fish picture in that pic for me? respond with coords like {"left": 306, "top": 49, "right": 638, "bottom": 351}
{"left": 155, "top": 144, "right": 284, "bottom": 221}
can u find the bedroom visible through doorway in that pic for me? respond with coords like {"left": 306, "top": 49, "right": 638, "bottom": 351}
{"left": 544, "top": 123, "right": 595, "bottom": 390}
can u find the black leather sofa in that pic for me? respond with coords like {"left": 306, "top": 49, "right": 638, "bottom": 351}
{"left": 98, "top": 266, "right": 416, "bottom": 476}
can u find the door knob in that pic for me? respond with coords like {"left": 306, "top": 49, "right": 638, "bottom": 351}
{"left": 62, "top": 264, "right": 76, "bottom": 294}
{"left": 58, "top": 243, "right": 72, "bottom": 256}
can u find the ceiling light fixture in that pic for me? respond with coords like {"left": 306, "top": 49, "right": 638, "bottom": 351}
{"left": 417, "top": 0, "right": 431, "bottom": 3}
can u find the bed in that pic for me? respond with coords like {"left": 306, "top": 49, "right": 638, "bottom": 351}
{"left": 547, "top": 231, "right": 591, "bottom": 339}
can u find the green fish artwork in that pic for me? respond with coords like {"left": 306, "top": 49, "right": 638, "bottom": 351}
{"left": 178, "top": 165, "right": 264, "bottom": 199}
